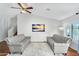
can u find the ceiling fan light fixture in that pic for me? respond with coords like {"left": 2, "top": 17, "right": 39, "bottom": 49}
{"left": 11, "top": 3, "right": 33, "bottom": 14}
{"left": 21, "top": 10, "right": 26, "bottom": 13}
{"left": 21, "top": 3, "right": 28, "bottom": 8}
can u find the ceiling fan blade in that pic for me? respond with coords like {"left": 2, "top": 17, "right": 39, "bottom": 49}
{"left": 25, "top": 10, "right": 31, "bottom": 13}
{"left": 18, "top": 3, "right": 32, "bottom": 14}
{"left": 26, "top": 7, "right": 33, "bottom": 9}
{"left": 11, "top": 7, "right": 21, "bottom": 9}
{"left": 18, "top": 3, "right": 24, "bottom": 9}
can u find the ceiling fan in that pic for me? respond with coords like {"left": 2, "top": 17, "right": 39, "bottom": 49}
{"left": 11, "top": 3, "right": 33, "bottom": 14}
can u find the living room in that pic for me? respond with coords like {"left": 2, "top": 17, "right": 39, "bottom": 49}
{"left": 0, "top": 3, "right": 79, "bottom": 56}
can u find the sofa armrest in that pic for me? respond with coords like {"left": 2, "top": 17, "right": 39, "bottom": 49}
{"left": 54, "top": 43, "right": 70, "bottom": 47}
{"left": 47, "top": 39, "right": 55, "bottom": 43}
{"left": 47, "top": 36, "right": 55, "bottom": 42}
{"left": 20, "top": 37, "right": 31, "bottom": 51}
{"left": 47, "top": 36, "right": 53, "bottom": 40}
{"left": 20, "top": 36, "right": 31, "bottom": 42}
{"left": 47, "top": 37, "right": 55, "bottom": 51}
{"left": 54, "top": 43, "right": 70, "bottom": 53}
{"left": 8, "top": 42, "right": 21, "bottom": 46}
{"left": 67, "top": 39, "right": 72, "bottom": 44}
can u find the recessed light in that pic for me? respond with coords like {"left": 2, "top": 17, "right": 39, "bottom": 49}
{"left": 46, "top": 8, "right": 51, "bottom": 11}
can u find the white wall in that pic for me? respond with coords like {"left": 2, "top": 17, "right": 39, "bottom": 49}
{"left": 0, "top": 3, "right": 19, "bottom": 42}
{"left": 62, "top": 15, "right": 79, "bottom": 24}
{"left": 8, "top": 16, "right": 17, "bottom": 29}
{"left": 62, "top": 15, "right": 79, "bottom": 52}
{"left": 0, "top": 4, "right": 8, "bottom": 41}
{"left": 0, "top": 16, "right": 8, "bottom": 41}
{"left": 8, "top": 16, "right": 17, "bottom": 37}
{"left": 0, "top": 15, "right": 16, "bottom": 42}
{"left": 0, "top": 15, "right": 18, "bottom": 42}
{"left": 17, "top": 14, "right": 61, "bottom": 42}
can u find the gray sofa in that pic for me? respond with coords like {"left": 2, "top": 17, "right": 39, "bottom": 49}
{"left": 47, "top": 34, "right": 72, "bottom": 55}
{"left": 6, "top": 34, "right": 31, "bottom": 54}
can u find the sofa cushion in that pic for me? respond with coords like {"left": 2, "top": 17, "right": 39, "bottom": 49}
{"left": 53, "top": 34, "right": 68, "bottom": 43}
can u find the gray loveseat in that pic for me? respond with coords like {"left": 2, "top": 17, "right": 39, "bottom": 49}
{"left": 47, "top": 34, "right": 72, "bottom": 55}
{"left": 6, "top": 34, "right": 31, "bottom": 54}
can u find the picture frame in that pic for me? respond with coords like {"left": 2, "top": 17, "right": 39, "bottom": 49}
{"left": 32, "top": 24, "right": 45, "bottom": 32}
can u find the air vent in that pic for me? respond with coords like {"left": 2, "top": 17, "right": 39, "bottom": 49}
{"left": 46, "top": 8, "right": 51, "bottom": 11}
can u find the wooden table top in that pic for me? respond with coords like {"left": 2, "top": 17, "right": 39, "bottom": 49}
{"left": 0, "top": 41, "right": 10, "bottom": 56}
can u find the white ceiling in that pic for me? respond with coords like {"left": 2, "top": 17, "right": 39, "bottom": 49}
{"left": 0, "top": 3, "right": 79, "bottom": 20}
{"left": 29, "top": 3, "right": 79, "bottom": 20}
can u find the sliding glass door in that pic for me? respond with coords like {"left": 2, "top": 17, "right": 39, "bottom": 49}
{"left": 65, "top": 24, "right": 73, "bottom": 38}
{"left": 65, "top": 23, "right": 79, "bottom": 52}
{"left": 73, "top": 24, "right": 79, "bottom": 41}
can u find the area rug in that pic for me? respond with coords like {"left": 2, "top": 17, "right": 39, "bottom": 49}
{"left": 22, "top": 42, "right": 54, "bottom": 56}
{"left": 7, "top": 42, "right": 63, "bottom": 56}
